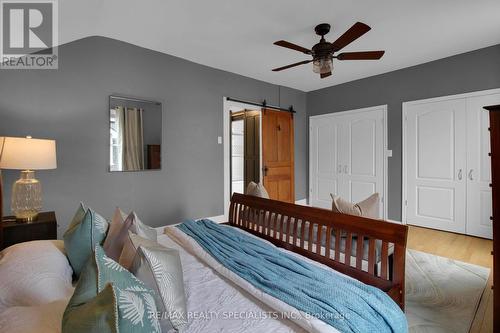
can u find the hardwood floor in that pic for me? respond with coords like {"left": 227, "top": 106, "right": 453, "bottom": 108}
{"left": 407, "top": 225, "right": 493, "bottom": 333}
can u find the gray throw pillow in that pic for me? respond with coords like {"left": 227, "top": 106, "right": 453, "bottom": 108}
{"left": 246, "top": 181, "right": 270, "bottom": 199}
{"left": 119, "top": 230, "right": 160, "bottom": 270}
{"left": 330, "top": 193, "right": 380, "bottom": 219}
{"left": 130, "top": 244, "right": 188, "bottom": 332}
{"left": 330, "top": 193, "right": 380, "bottom": 238}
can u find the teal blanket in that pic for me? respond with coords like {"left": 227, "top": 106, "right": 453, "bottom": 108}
{"left": 177, "top": 219, "right": 407, "bottom": 333}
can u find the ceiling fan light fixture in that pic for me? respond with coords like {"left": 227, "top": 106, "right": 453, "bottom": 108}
{"left": 312, "top": 57, "right": 332, "bottom": 74}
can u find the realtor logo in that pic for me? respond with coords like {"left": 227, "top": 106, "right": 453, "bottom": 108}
{"left": 1, "top": 0, "right": 58, "bottom": 69}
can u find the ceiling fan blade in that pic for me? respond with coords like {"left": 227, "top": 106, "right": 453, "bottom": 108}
{"left": 272, "top": 60, "right": 312, "bottom": 72}
{"left": 320, "top": 71, "right": 331, "bottom": 79}
{"left": 336, "top": 51, "right": 385, "bottom": 60}
{"left": 274, "top": 40, "right": 311, "bottom": 54}
{"left": 331, "top": 22, "right": 371, "bottom": 52}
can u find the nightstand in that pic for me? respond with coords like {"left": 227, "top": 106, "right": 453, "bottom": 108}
{"left": 0, "top": 212, "right": 58, "bottom": 250}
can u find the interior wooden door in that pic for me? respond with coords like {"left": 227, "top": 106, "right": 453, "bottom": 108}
{"left": 405, "top": 99, "right": 467, "bottom": 233}
{"left": 262, "top": 108, "right": 294, "bottom": 202}
{"left": 466, "top": 93, "right": 499, "bottom": 239}
{"left": 244, "top": 110, "right": 261, "bottom": 191}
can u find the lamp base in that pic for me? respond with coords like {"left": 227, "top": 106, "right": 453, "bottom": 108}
{"left": 11, "top": 170, "right": 41, "bottom": 222}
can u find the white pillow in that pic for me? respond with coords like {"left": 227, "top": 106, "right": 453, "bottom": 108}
{"left": 130, "top": 211, "right": 158, "bottom": 241}
{"left": 0, "top": 299, "right": 68, "bottom": 333}
{"left": 0, "top": 240, "right": 74, "bottom": 312}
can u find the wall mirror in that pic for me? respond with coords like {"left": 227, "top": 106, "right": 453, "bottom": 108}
{"left": 109, "top": 95, "right": 162, "bottom": 172}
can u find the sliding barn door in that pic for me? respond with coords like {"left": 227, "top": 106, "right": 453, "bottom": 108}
{"left": 262, "top": 108, "right": 294, "bottom": 203}
{"left": 405, "top": 99, "right": 467, "bottom": 233}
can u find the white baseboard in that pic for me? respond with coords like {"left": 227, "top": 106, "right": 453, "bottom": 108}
{"left": 295, "top": 198, "right": 309, "bottom": 206}
{"left": 386, "top": 219, "right": 403, "bottom": 224}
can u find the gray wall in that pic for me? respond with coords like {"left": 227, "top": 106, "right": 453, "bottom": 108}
{"left": 307, "top": 44, "right": 500, "bottom": 221}
{"left": 0, "top": 36, "right": 307, "bottom": 236}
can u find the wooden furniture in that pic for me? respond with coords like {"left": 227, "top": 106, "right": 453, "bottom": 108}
{"left": 147, "top": 144, "right": 161, "bottom": 169}
{"left": 227, "top": 193, "right": 408, "bottom": 309}
{"left": 485, "top": 104, "right": 500, "bottom": 333}
{"left": 0, "top": 211, "right": 57, "bottom": 250}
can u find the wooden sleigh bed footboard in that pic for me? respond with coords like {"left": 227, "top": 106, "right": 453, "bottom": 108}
{"left": 226, "top": 193, "right": 408, "bottom": 310}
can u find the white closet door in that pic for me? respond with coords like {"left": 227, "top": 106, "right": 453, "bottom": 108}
{"left": 466, "top": 94, "right": 499, "bottom": 239}
{"left": 406, "top": 99, "right": 467, "bottom": 233}
{"left": 341, "top": 110, "right": 385, "bottom": 217}
{"left": 310, "top": 106, "right": 386, "bottom": 217}
{"left": 309, "top": 117, "right": 340, "bottom": 209}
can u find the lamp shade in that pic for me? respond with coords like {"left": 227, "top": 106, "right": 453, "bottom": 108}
{"left": 0, "top": 136, "right": 57, "bottom": 170}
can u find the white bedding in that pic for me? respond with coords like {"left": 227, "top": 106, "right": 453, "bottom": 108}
{"left": 156, "top": 232, "right": 306, "bottom": 333}
{"left": 0, "top": 240, "right": 74, "bottom": 333}
{"left": 0, "top": 225, "right": 348, "bottom": 333}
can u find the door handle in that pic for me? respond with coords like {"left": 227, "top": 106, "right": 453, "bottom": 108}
{"left": 263, "top": 166, "right": 268, "bottom": 176}
{"left": 468, "top": 169, "right": 473, "bottom": 181}
{"left": 458, "top": 169, "right": 462, "bottom": 180}
{"left": 344, "top": 165, "right": 349, "bottom": 174}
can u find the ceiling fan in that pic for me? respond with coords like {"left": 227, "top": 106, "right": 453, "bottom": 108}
{"left": 272, "top": 22, "right": 385, "bottom": 78}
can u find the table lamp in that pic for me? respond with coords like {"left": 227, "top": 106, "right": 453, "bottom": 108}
{"left": 0, "top": 136, "right": 57, "bottom": 221}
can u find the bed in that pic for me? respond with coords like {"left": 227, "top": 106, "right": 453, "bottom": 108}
{"left": 225, "top": 193, "right": 408, "bottom": 310}
{"left": 0, "top": 194, "right": 407, "bottom": 332}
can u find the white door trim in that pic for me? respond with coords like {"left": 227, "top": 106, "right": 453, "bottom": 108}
{"left": 309, "top": 104, "right": 388, "bottom": 219}
{"left": 401, "top": 87, "right": 500, "bottom": 223}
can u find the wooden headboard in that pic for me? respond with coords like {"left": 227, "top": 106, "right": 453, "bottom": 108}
{"left": 227, "top": 193, "right": 408, "bottom": 310}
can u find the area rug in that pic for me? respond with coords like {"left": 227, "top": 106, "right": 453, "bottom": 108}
{"left": 405, "top": 249, "right": 490, "bottom": 333}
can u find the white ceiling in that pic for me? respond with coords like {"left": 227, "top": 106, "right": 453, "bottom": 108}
{"left": 59, "top": 0, "right": 500, "bottom": 92}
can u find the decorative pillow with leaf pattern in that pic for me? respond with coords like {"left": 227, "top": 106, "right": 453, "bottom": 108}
{"left": 63, "top": 204, "right": 109, "bottom": 277}
{"left": 131, "top": 244, "right": 188, "bottom": 332}
{"left": 62, "top": 245, "right": 160, "bottom": 333}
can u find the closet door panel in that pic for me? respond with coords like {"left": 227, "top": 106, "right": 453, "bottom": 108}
{"left": 466, "top": 94, "right": 499, "bottom": 239}
{"left": 406, "top": 99, "right": 467, "bottom": 233}
{"left": 342, "top": 111, "right": 384, "bottom": 216}
{"left": 310, "top": 106, "right": 386, "bottom": 217}
{"left": 310, "top": 118, "right": 339, "bottom": 209}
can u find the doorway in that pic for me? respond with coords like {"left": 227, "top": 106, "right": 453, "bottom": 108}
{"left": 223, "top": 98, "right": 295, "bottom": 218}
{"left": 230, "top": 110, "right": 261, "bottom": 195}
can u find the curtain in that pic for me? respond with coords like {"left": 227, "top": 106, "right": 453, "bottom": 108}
{"left": 116, "top": 106, "right": 144, "bottom": 171}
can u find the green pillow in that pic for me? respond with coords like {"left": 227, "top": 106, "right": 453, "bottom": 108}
{"left": 63, "top": 245, "right": 160, "bottom": 333}
{"left": 63, "top": 204, "right": 109, "bottom": 277}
